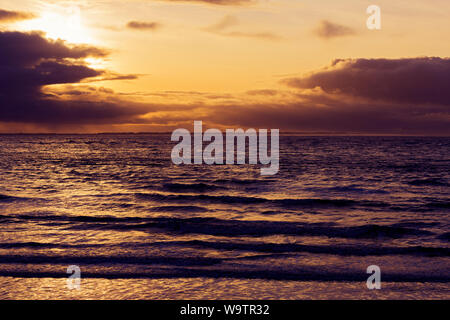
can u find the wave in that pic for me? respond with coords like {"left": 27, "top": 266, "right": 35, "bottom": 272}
{"left": 0, "top": 194, "right": 30, "bottom": 202}
{"left": 58, "top": 216, "right": 433, "bottom": 239}
{"left": 0, "top": 267, "right": 448, "bottom": 282}
{"left": 116, "top": 218, "right": 432, "bottom": 239}
{"left": 1, "top": 213, "right": 432, "bottom": 239}
{"left": 391, "top": 221, "right": 440, "bottom": 228}
{"left": 212, "top": 178, "right": 271, "bottom": 185}
{"left": 425, "top": 200, "right": 450, "bottom": 209}
{"left": 134, "top": 192, "right": 388, "bottom": 208}
{"left": 0, "top": 254, "right": 221, "bottom": 266}
{"left": 150, "top": 205, "right": 209, "bottom": 213}
{"left": 407, "top": 178, "right": 449, "bottom": 187}
{"left": 152, "top": 240, "right": 450, "bottom": 257}
{"left": 0, "top": 214, "right": 148, "bottom": 224}
{"left": 305, "top": 185, "right": 389, "bottom": 195}
{"left": 0, "top": 242, "right": 81, "bottom": 249}
{"left": 437, "top": 232, "right": 450, "bottom": 242}
{"left": 2, "top": 239, "right": 447, "bottom": 257}
{"left": 59, "top": 192, "right": 450, "bottom": 212}
{"left": 135, "top": 192, "right": 267, "bottom": 204}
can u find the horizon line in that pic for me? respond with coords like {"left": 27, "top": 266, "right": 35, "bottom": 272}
{"left": 0, "top": 132, "right": 449, "bottom": 137}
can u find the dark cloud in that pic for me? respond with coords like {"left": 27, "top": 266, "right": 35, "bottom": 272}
{"left": 160, "top": 0, "right": 253, "bottom": 5}
{"left": 0, "top": 9, "right": 36, "bottom": 22}
{"left": 0, "top": 31, "right": 108, "bottom": 91}
{"left": 204, "top": 99, "right": 450, "bottom": 135}
{"left": 138, "top": 57, "right": 450, "bottom": 135}
{"left": 0, "top": 31, "right": 108, "bottom": 67}
{"left": 2, "top": 60, "right": 101, "bottom": 91}
{"left": 283, "top": 57, "right": 450, "bottom": 105}
{"left": 126, "top": 21, "right": 161, "bottom": 30}
{"left": 0, "top": 31, "right": 147, "bottom": 125}
{"left": 313, "top": 20, "right": 355, "bottom": 39}
{"left": 224, "top": 57, "right": 450, "bottom": 134}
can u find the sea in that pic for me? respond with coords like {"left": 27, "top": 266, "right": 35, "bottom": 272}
{"left": 0, "top": 134, "right": 448, "bottom": 299}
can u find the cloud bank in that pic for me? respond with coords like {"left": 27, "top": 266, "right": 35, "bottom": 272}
{"left": 0, "top": 31, "right": 148, "bottom": 126}
{"left": 283, "top": 57, "right": 450, "bottom": 105}
{"left": 138, "top": 57, "right": 450, "bottom": 135}
{"left": 0, "top": 30, "right": 448, "bottom": 135}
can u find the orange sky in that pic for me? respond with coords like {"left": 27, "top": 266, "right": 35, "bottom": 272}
{"left": 0, "top": 0, "right": 449, "bottom": 133}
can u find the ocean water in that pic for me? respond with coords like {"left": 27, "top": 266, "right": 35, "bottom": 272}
{"left": 0, "top": 134, "right": 448, "bottom": 299}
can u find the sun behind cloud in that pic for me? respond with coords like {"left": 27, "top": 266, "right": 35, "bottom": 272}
{"left": 18, "top": 5, "right": 94, "bottom": 44}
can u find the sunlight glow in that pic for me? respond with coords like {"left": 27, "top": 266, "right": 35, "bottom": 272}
{"left": 84, "top": 57, "right": 108, "bottom": 70}
{"left": 19, "top": 5, "right": 94, "bottom": 44}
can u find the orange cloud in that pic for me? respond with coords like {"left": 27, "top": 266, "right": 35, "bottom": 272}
{"left": 0, "top": 8, "right": 36, "bottom": 22}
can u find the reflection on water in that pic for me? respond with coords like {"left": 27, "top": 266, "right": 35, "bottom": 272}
{"left": 0, "top": 135, "right": 449, "bottom": 299}
{"left": 1, "top": 277, "right": 449, "bottom": 300}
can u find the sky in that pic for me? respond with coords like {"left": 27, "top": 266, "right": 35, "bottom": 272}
{"left": 0, "top": 0, "right": 449, "bottom": 134}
